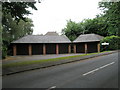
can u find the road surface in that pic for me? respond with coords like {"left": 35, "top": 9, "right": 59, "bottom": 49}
{"left": 3, "top": 52, "right": 118, "bottom": 88}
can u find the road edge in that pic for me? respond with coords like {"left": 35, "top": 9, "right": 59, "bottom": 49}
{"left": 2, "top": 51, "right": 118, "bottom": 76}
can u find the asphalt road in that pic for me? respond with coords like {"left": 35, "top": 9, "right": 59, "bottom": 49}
{"left": 3, "top": 52, "right": 118, "bottom": 88}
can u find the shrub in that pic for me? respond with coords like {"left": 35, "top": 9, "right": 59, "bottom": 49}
{"left": 2, "top": 45, "right": 8, "bottom": 59}
{"left": 100, "top": 35, "right": 120, "bottom": 51}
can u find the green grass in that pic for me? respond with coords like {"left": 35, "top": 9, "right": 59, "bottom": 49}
{"left": 3, "top": 51, "right": 111, "bottom": 68}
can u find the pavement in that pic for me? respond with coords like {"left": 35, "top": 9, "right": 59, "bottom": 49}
{"left": 2, "top": 51, "right": 118, "bottom": 75}
{"left": 2, "top": 52, "right": 118, "bottom": 88}
{"left": 3, "top": 53, "right": 83, "bottom": 64}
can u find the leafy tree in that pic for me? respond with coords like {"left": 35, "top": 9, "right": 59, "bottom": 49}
{"left": 83, "top": 15, "right": 109, "bottom": 37}
{"left": 99, "top": 1, "right": 120, "bottom": 36}
{"left": 62, "top": 19, "right": 84, "bottom": 41}
{"left": 2, "top": 1, "right": 37, "bottom": 22}
{"left": 62, "top": 16, "right": 109, "bottom": 41}
{"left": 62, "top": 1, "right": 120, "bottom": 42}
{"left": 2, "top": 1, "right": 38, "bottom": 58}
{"left": 2, "top": 14, "right": 34, "bottom": 42}
{"left": 2, "top": 14, "right": 34, "bottom": 58}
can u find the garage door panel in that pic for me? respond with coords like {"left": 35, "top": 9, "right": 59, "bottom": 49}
{"left": 32, "top": 44, "right": 43, "bottom": 55}
{"left": 59, "top": 44, "right": 68, "bottom": 54}
{"left": 87, "top": 42, "right": 97, "bottom": 53}
{"left": 17, "top": 44, "right": 29, "bottom": 55}
{"left": 46, "top": 44, "right": 56, "bottom": 54}
{"left": 76, "top": 43, "right": 85, "bottom": 53}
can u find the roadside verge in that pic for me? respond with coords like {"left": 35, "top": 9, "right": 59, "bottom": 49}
{"left": 2, "top": 51, "right": 118, "bottom": 75}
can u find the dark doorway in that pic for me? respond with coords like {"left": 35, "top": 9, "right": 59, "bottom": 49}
{"left": 59, "top": 44, "right": 68, "bottom": 54}
{"left": 87, "top": 42, "right": 97, "bottom": 53}
{"left": 46, "top": 44, "right": 56, "bottom": 54}
{"left": 76, "top": 43, "right": 85, "bottom": 53}
{"left": 32, "top": 44, "right": 43, "bottom": 55}
{"left": 16, "top": 44, "right": 29, "bottom": 55}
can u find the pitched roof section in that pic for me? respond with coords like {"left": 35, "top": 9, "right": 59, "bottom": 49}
{"left": 45, "top": 32, "right": 59, "bottom": 36}
{"left": 73, "top": 34, "right": 104, "bottom": 43}
{"left": 11, "top": 32, "right": 71, "bottom": 43}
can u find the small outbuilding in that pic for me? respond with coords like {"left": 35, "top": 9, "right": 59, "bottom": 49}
{"left": 11, "top": 32, "right": 71, "bottom": 56}
{"left": 73, "top": 34, "right": 104, "bottom": 53}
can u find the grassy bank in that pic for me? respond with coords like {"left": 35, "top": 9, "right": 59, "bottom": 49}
{"left": 3, "top": 51, "right": 110, "bottom": 68}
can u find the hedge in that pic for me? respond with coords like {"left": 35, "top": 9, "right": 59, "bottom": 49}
{"left": 100, "top": 35, "right": 120, "bottom": 51}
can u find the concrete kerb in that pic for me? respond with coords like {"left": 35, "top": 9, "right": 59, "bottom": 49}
{"left": 2, "top": 51, "right": 118, "bottom": 76}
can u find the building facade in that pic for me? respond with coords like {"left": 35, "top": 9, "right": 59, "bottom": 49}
{"left": 11, "top": 32, "right": 71, "bottom": 56}
{"left": 11, "top": 32, "right": 104, "bottom": 56}
{"left": 73, "top": 34, "right": 104, "bottom": 54}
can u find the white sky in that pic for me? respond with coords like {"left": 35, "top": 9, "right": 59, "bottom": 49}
{"left": 28, "top": 0, "right": 102, "bottom": 35}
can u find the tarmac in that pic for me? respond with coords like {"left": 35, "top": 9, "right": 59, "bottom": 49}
{"left": 2, "top": 51, "right": 118, "bottom": 75}
{"left": 3, "top": 53, "right": 82, "bottom": 64}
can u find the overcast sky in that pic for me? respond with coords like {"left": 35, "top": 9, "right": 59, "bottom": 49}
{"left": 28, "top": 0, "right": 102, "bottom": 35}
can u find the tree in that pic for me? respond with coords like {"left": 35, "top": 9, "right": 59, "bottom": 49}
{"left": 83, "top": 15, "right": 109, "bottom": 37}
{"left": 2, "top": 14, "right": 34, "bottom": 42}
{"left": 62, "top": 19, "right": 84, "bottom": 41}
{"left": 62, "top": 16, "right": 109, "bottom": 41}
{"left": 2, "top": 1, "right": 37, "bottom": 22}
{"left": 99, "top": 1, "right": 120, "bottom": 36}
{"left": 2, "top": 1, "right": 38, "bottom": 58}
{"left": 62, "top": 0, "right": 120, "bottom": 51}
{"left": 2, "top": 14, "right": 34, "bottom": 58}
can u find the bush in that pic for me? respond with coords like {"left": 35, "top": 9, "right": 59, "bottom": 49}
{"left": 2, "top": 45, "right": 8, "bottom": 59}
{"left": 100, "top": 35, "right": 120, "bottom": 51}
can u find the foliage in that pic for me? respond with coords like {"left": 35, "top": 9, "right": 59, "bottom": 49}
{"left": 62, "top": 16, "right": 109, "bottom": 41}
{"left": 2, "top": 14, "right": 34, "bottom": 58}
{"left": 2, "top": 1, "right": 38, "bottom": 58}
{"left": 2, "top": 1, "right": 37, "bottom": 22}
{"left": 2, "top": 45, "right": 8, "bottom": 59}
{"left": 99, "top": 1, "right": 120, "bottom": 36}
{"left": 100, "top": 36, "right": 120, "bottom": 51}
{"left": 62, "top": 19, "right": 84, "bottom": 41}
{"left": 83, "top": 16, "right": 109, "bottom": 37}
{"left": 62, "top": 1, "right": 120, "bottom": 48}
{"left": 2, "top": 14, "right": 34, "bottom": 42}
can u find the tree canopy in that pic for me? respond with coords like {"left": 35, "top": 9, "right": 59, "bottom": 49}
{"left": 2, "top": 14, "right": 34, "bottom": 43}
{"left": 62, "top": 19, "right": 84, "bottom": 41}
{"left": 2, "top": 1, "right": 38, "bottom": 58}
{"left": 99, "top": 1, "right": 120, "bottom": 36}
{"left": 2, "top": 1, "right": 37, "bottom": 22}
{"left": 62, "top": 1, "right": 120, "bottom": 41}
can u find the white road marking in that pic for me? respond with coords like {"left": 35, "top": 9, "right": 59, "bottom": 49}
{"left": 83, "top": 62, "right": 115, "bottom": 76}
{"left": 46, "top": 86, "right": 56, "bottom": 90}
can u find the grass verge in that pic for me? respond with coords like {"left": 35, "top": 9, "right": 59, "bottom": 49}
{"left": 3, "top": 51, "right": 110, "bottom": 68}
